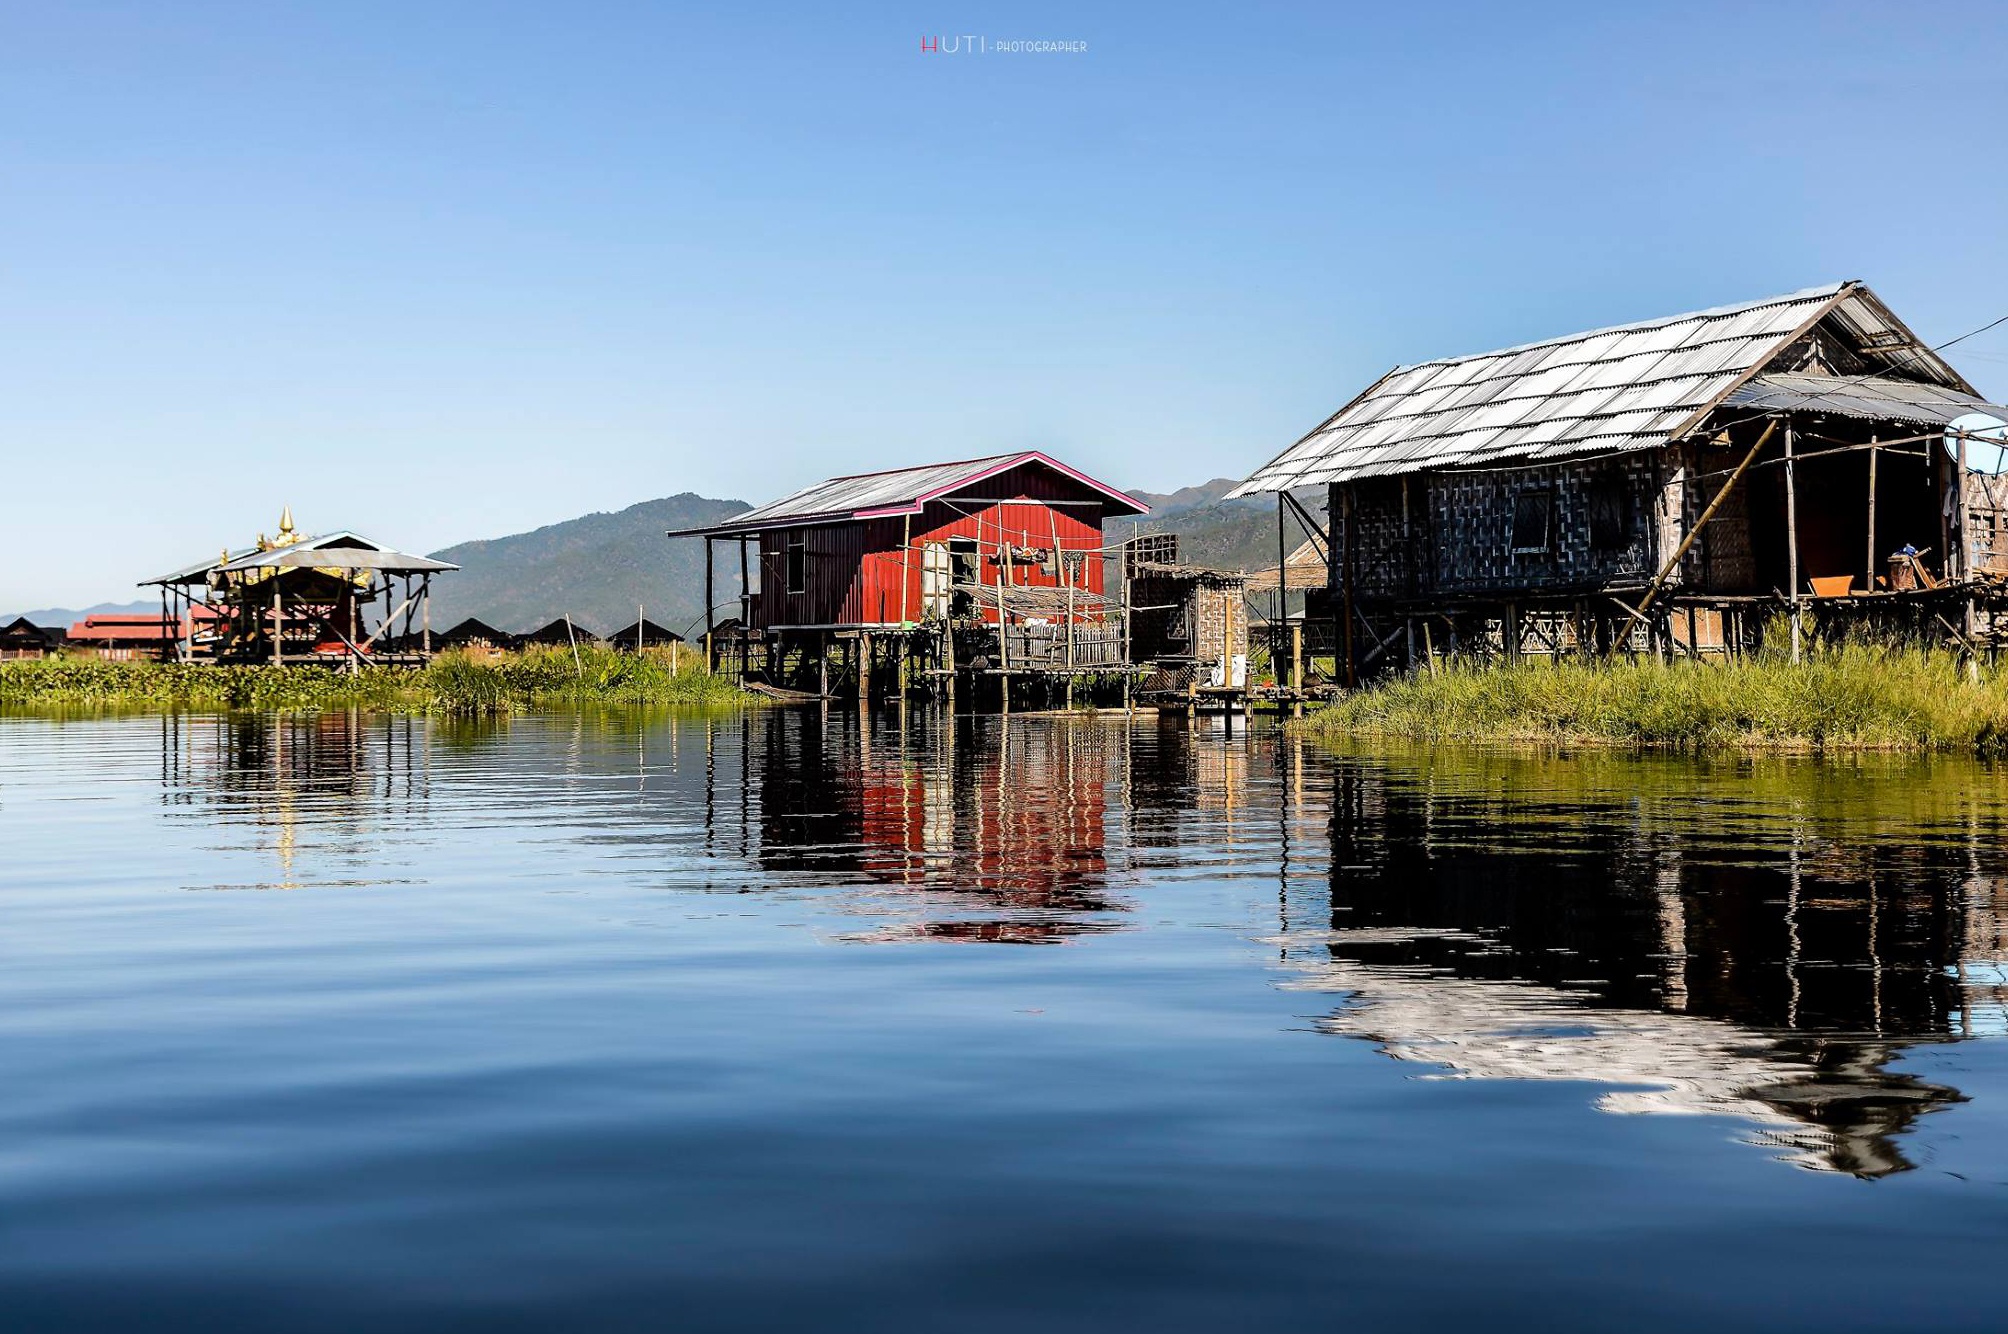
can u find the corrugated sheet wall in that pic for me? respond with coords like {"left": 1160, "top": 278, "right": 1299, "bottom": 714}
{"left": 751, "top": 462, "right": 1109, "bottom": 629}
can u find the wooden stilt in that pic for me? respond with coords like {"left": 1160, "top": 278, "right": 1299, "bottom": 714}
{"left": 1786, "top": 421, "right": 1802, "bottom": 665}
{"left": 1341, "top": 484, "right": 1356, "bottom": 688}
{"left": 1866, "top": 436, "right": 1879, "bottom": 589}
{"left": 703, "top": 536, "right": 716, "bottom": 673}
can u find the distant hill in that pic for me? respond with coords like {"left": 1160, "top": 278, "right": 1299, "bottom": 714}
{"left": 1126, "top": 477, "right": 1320, "bottom": 572}
{"left": 425, "top": 493, "right": 751, "bottom": 637}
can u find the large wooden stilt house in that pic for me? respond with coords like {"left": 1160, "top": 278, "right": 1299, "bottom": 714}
{"left": 1231, "top": 281, "right": 2008, "bottom": 677}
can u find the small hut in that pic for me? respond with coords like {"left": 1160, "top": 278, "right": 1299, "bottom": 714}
{"left": 517, "top": 618, "right": 601, "bottom": 648}
{"left": 142, "top": 509, "right": 457, "bottom": 665}
{"left": 1126, "top": 561, "right": 1249, "bottom": 690}
{"left": 433, "top": 617, "right": 517, "bottom": 650}
{"left": 609, "top": 616, "right": 684, "bottom": 651}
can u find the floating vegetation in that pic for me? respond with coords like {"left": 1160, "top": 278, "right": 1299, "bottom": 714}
{"left": 0, "top": 645, "right": 747, "bottom": 714}
{"left": 1303, "top": 640, "right": 2008, "bottom": 754}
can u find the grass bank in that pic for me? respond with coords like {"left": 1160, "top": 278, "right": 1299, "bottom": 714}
{"left": 1303, "top": 641, "right": 2008, "bottom": 754}
{"left": 0, "top": 645, "right": 746, "bottom": 714}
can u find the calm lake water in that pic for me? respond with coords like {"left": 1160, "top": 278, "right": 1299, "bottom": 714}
{"left": 3, "top": 707, "right": 2008, "bottom": 1331}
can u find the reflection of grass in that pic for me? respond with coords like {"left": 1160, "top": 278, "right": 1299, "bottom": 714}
{"left": 1304, "top": 641, "right": 2008, "bottom": 753}
{"left": 0, "top": 645, "right": 746, "bottom": 714}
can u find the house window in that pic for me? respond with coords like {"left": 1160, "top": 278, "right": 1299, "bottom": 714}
{"left": 1589, "top": 473, "right": 1630, "bottom": 552}
{"left": 1511, "top": 488, "right": 1553, "bottom": 555}
{"left": 786, "top": 534, "right": 806, "bottom": 594}
{"left": 920, "top": 542, "right": 950, "bottom": 619}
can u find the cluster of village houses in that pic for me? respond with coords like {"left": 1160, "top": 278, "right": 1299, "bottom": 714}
{"left": 11, "top": 280, "right": 2006, "bottom": 696}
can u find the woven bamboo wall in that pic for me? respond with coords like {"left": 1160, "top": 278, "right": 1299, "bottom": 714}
{"left": 1335, "top": 453, "right": 1663, "bottom": 601}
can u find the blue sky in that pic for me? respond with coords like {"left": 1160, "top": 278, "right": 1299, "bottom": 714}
{"left": 4, "top": 1, "right": 2006, "bottom": 607}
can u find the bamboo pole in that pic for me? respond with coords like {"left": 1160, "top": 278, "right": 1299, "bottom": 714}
{"left": 1956, "top": 428, "right": 1970, "bottom": 581}
{"left": 1276, "top": 493, "right": 1289, "bottom": 689}
{"left": 1121, "top": 540, "right": 1132, "bottom": 714}
{"left": 1786, "top": 421, "right": 1801, "bottom": 664}
{"left": 421, "top": 573, "right": 431, "bottom": 659}
{"left": 738, "top": 537, "right": 751, "bottom": 680}
{"left": 271, "top": 580, "right": 282, "bottom": 667}
{"left": 1290, "top": 621, "right": 1303, "bottom": 703}
{"left": 1636, "top": 419, "right": 1778, "bottom": 620}
{"left": 703, "top": 536, "right": 715, "bottom": 673}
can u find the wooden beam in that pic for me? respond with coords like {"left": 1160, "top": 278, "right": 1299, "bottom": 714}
{"left": 1786, "top": 421, "right": 1802, "bottom": 664}
{"left": 1637, "top": 418, "right": 1778, "bottom": 620}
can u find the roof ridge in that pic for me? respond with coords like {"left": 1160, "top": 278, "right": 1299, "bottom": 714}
{"left": 814, "top": 450, "right": 1031, "bottom": 484}
{"left": 1386, "top": 281, "right": 1855, "bottom": 373}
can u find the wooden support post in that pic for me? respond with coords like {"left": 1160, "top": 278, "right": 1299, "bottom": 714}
{"left": 1291, "top": 621, "right": 1303, "bottom": 711}
{"left": 703, "top": 536, "right": 715, "bottom": 673}
{"left": 995, "top": 538, "right": 1009, "bottom": 674}
{"left": 346, "top": 587, "right": 358, "bottom": 674}
{"left": 1637, "top": 419, "right": 1777, "bottom": 623}
{"left": 1341, "top": 484, "right": 1356, "bottom": 688}
{"left": 271, "top": 581, "right": 283, "bottom": 666}
{"left": 421, "top": 573, "right": 431, "bottom": 659}
{"left": 943, "top": 617, "right": 956, "bottom": 709}
{"left": 1866, "top": 436, "right": 1879, "bottom": 589}
{"left": 1503, "top": 601, "right": 1521, "bottom": 665}
{"left": 1121, "top": 539, "right": 1133, "bottom": 714}
{"left": 1956, "top": 428, "right": 1971, "bottom": 583}
{"left": 859, "top": 632, "right": 873, "bottom": 703}
{"left": 901, "top": 514, "right": 913, "bottom": 627}
{"left": 738, "top": 537, "right": 751, "bottom": 679}
{"left": 1275, "top": 493, "right": 1289, "bottom": 684}
{"left": 1786, "top": 421, "right": 1801, "bottom": 665}
{"left": 818, "top": 632, "right": 829, "bottom": 699}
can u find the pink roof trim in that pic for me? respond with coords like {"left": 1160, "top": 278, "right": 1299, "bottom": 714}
{"left": 839, "top": 452, "right": 1148, "bottom": 521}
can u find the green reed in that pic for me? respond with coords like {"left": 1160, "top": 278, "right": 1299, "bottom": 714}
{"left": 1304, "top": 638, "right": 2008, "bottom": 754}
{"left": 0, "top": 645, "right": 746, "bottom": 715}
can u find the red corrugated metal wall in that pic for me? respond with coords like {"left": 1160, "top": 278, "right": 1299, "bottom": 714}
{"left": 748, "top": 461, "right": 1112, "bottom": 630}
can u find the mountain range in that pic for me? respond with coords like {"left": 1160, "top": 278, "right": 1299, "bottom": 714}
{"left": 8, "top": 481, "right": 1301, "bottom": 637}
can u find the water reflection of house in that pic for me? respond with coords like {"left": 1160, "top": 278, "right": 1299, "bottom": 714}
{"left": 750, "top": 710, "right": 1124, "bottom": 943}
{"left": 157, "top": 711, "right": 434, "bottom": 889}
{"left": 1286, "top": 757, "right": 2008, "bottom": 1176}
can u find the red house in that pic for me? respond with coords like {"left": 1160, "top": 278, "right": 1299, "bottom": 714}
{"left": 675, "top": 451, "right": 1147, "bottom": 693}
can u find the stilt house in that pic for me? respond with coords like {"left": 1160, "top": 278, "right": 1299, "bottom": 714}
{"left": 674, "top": 452, "right": 1147, "bottom": 688}
{"left": 143, "top": 510, "right": 457, "bottom": 665}
{"left": 1231, "top": 281, "right": 2008, "bottom": 670}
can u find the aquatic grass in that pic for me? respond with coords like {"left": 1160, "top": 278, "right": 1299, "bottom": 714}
{"left": 1305, "top": 640, "right": 2008, "bottom": 754}
{"left": 0, "top": 645, "right": 746, "bottom": 715}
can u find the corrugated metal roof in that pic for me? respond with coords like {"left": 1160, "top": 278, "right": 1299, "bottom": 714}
{"left": 1723, "top": 372, "right": 2008, "bottom": 426}
{"left": 1230, "top": 281, "right": 1976, "bottom": 495}
{"left": 144, "top": 532, "right": 457, "bottom": 585}
{"left": 675, "top": 451, "right": 1147, "bottom": 536}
